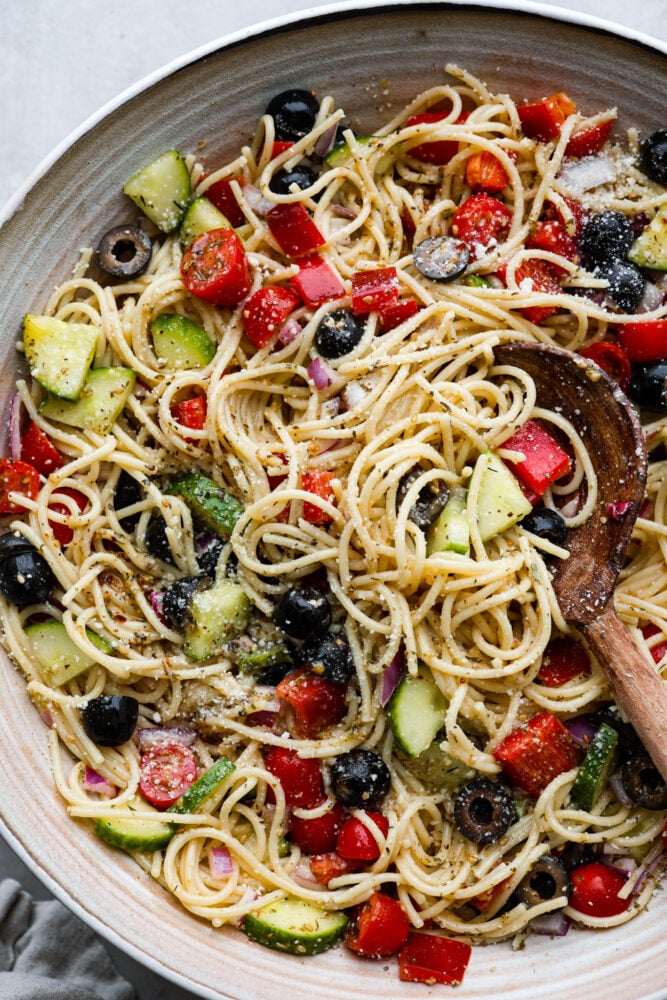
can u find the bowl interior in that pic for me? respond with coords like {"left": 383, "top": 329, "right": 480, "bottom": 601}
{"left": 0, "top": 5, "right": 665, "bottom": 999}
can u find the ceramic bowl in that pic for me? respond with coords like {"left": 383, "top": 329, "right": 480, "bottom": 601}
{"left": 0, "top": 3, "right": 665, "bottom": 998}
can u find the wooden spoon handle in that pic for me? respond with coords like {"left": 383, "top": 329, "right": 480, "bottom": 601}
{"left": 580, "top": 604, "right": 667, "bottom": 782}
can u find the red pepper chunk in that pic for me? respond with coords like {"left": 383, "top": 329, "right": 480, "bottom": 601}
{"left": 617, "top": 319, "right": 667, "bottom": 363}
{"left": 0, "top": 460, "right": 40, "bottom": 515}
{"left": 517, "top": 92, "right": 576, "bottom": 141}
{"left": 48, "top": 487, "right": 88, "bottom": 546}
{"left": 493, "top": 712, "right": 578, "bottom": 797}
{"left": 526, "top": 220, "right": 578, "bottom": 268}
{"left": 399, "top": 932, "right": 472, "bottom": 986}
{"left": 537, "top": 636, "right": 591, "bottom": 687}
{"left": 21, "top": 422, "right": 63, "bottom": 476}
{"left": 310, "top": 852, "right": 362, "bottom": 886}
{"left": 266, "top": 203, "right": 325, "bottom": 257}
{"left": 276, "top": 668, "right": 347, "bottom": 738}
{"left": 501, "top": 420, "right": 571, "bottom": 496}
{"left": 289, "top": 255, "right": 345, "bottom": 308}
{"left": 336, "top": 812, "right": 389, "bottom": 861}
{"left": 380, "top": 298, "right": 419, "bottom": 332}
{"left": 242, "top": 285, "right": 300, "bottom": 348}
{"left": 290, "top": 801, "right": 347, "bottom": 855}
{"left": 171, "top": 396, "right": 207, "bottom": 431}
{"left": 301, "top": 469, "right": 336, "bottom": 524}
{"left": 351, "top": 267, "right": 399, "bottom": 316}
{"left": 271, "top": 141, "right": 295, "bottom": 159}
{"left": 203, "top": 174, "right": 246, "bottom": 228}
{"left": 407, "top": 110, "right": 469, "bottom": 165}
{"left": 465, "top": 150, "right": 509, "bottom": 193}
{"left": 345, "top": 892, "right": 410, "bottom": 958}
{"left": 565, "top": 119, "right": 613, "bottom": 158}
{"left": 263, "top": 746, "right": 324, "bottom": 808}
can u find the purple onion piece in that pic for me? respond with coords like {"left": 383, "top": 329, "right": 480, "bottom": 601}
{"left": 605, "top": 501, "right": 630, "bottom": 521}
{"left": 600, "top": 853, "right": 636, "bottom": 878}
{"left": 292, "top": 860, "right": 321, "bottom": 888}
{"left": 137, "top": 726, "right": 198, "bottom": 750}
{"left": 9, "top": 394, "right": 22, "bottom": 462}
{"left": 380, "top": 648, "right": 406, "bottom": 707}
{"left": 632, "top": 850, "right": 666, "bottom": 896}
{"left": 530, "top": 911, "right": 571, "bottom": 937}
{"left": 209, "top": 845, "right": 234, "bottom": 878}
{"left": 278, "top": 317, "right": 303, "bottom": 345}
{"left": 244, "top": 710, "right": 278, "bottom": 729}
{"left": 243, "top": 184, "right": 274, "bottom": 217}
{"left": 608, "top": 770, "right": 634, "bottom": 807}
{"left": 83, "top": 766, "right": 116, "bottom": 798}
{"left": 564, "top": 716, "right": 597, "bottom": 748}
{"left": 307, "top": 357, "right": 336, "bottom": 390}
{"left": 148, "top": 590, "right": 170, "bottom": 627}
{"left": 313, "top": 123, "right": 339, "bottom": 158}
{"left": 330, "top": 203, "right": 358, "bottom": 219}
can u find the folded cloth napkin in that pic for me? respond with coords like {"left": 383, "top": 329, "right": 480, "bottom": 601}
{"left": 0, "top": 879, "right": 135, "bottom": 1000}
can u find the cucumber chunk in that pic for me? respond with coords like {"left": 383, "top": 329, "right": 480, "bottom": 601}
{"left": 169, "top": 757, "right": 235, "bottom": 814}
{"left": 168, "top": 472, "right": 244, "bottom": 539}
{"left": 389, "top": 663, "right": 448, "bottom": 758}
{"left": 184, "top": 580, "right": 251, "bottom": 660}
{"left": 325, "top": 136, "right": 395, "bottom": 177}
{"left": 25, "top": 620, "right": 112, "bottom": 686}
{"left": 179, "top": 196, "right": 231, "bottom": 246}
{"left": 40, "top": 367, "right": 136, "bottom": 434}
{"left": 426, "top": 488, "right": 470, "bottom": 556}
{"left": 95, "top": 795, "right": 176, "bottom": 852}
{"left": 23, "top": 315, "right": 98, "bottom": 401}
{"left": 570, "top": 722, "right": 619, "bottom": 811}
{"left": 151, "top": 313, "right": 216, "bottom": 370}
{"left": 628, "top": 203, "right": 667, "bottom": 271}
{"left": 400, "top": 742, "right": 476, "bottom": 792}
{"left": 243, "top": 896, "right": 348, "bottom": 955}
{"left": 123, "top": 149, "right": 191, "bottom": 233}
{"left": 475, "top": 452, "right": 532, "bottom": 541}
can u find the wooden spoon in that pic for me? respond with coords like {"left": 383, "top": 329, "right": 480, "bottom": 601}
{"left": 493, "top": 340, "right": 667, "bottom": 782}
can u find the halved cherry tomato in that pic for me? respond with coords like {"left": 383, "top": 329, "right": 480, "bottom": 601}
{"left": 202, "top": 174, "right": 246, "bottom": 227}
{"left": 171, "top": 396, "right": 207, "bottom": 431}
{"left": 0, "top": 459, "right": 40, "bottom": 515}
{"left": 48, "top": 487, "right": 88, "bottom": 546}
{"left": 526, "top": 220, "right": 578, "bottom": 268}
{"left": 242, "top": 285, "right": 301, "bottom": 348}
{"left": 139, "top": 741, "right": 197, "bottom": 809}
{"left": 501, "top": 419, "right": 571, "bottom": 496}
{"left": 406, "top": 111, "right": 469, "bottom": 165}
{"left": 290, "top": 801, "right": 347, "bottom": 854}
{"left": 266, "top": 203, "right": 325, "bottom": 257}
{"left": 310, "top": 851, "right": 362, "bottom": 885}
{"left": 21, "top": 422, "right": 63, "bottom": 476}
{"left": 451, "top": 194, "right": 513, "bottom": 255}
{"left": 180, "top": 228, "right": 250, "bottom": 307}
{"left": 301, "top": 469, "right": 336, "bottom": 524}
{"left": 379, "top": 298, "right": 419, "bottom": 332}
{"left": 497, "top": 258, "right": 562, "bottom": 323}
{"left": 263, "top": 746, "right": 324, "bottom": 808}
{"left": 517, "top": 92, "right": 576, "bottom": 141}
{"left": 399, "top": 932, "right": 472, "bottom": 986}
{"left": 289, "top": 255, "right": 346, "bottom": 308}
{"left": 551, "top": 196, "right": 589, "bottom": 240}
{"left": 465, "top": 150, "right": 509, "bottom": 192}
{"left": 345, "top": 891, "right": 410, "bottom": 958}
{"left": 616, "top": 319, "right": 667, "bottom": 363}
{"left": 276, "top": 668, "right": 347, "bottom": 738}
{"left": 579, "top": 341, "right": 631, "bottom": 390}
{"left": 271, "top": 141, "right": 295, "bottom": 159}
{"left": 537, "top": 636, "right": 591, "bottom": 687}
{"left": 569, "top": 862, "right": 631, "bottom": 918}
{"left": 565, "top": 119, "right": 613, "bottom": 158}
{"left": 641, "top": 623, "right": 667, "bottom": 665}
{"left": 351, "top": 267, "right": 399, "bottom": 315}
{"left": 336, "top": 812, "right": 389, "bottom": 861}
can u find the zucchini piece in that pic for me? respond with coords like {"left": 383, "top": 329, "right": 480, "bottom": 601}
{"left": 179, "top": 196, "right": 231, "bottom": 246}
{"left": 426, "top": 488, "right": 470, "bottom": 556}
{"left": 325, "top": 136, "right": 395, "bottom": 177}
{"left": 25, "top": 620, "right": 112, "bottom": 686}
{"left": 389, "top": 663, "right": 448, "bottom": 758}
{"left": 570, "top": 722, "right": 619, "bottom": 811}
{"left": 465, "top": 274, "right": 494, "bottom": 288}
{"left": 475, "top": 452, "right": 532, "bottom": 541}
{"left": 184, "top": 580, "right": 251, "bottom": 661}
{"left": 628, "top": 203, "right": 667, "bottom": 271}
{"left": 400, "top": 742, "right": 476, "bottom": 792}
{"left": 169, "top": 756, "right": 235, "bottom": 814}
{"left": 168, "top": 472, "right": 243, "bottom": 539}
{"left": 151, "top": 313, "right": 216, "bottom": 370}
{"left": 123, "top": 149, "right": 191, "bottom": 233}
{"left": 40, "top": 367, "right": 136, "bottom": 434}
{"left": 243, "top": 896, "right": 348, "bottom": 956}
{"left": 95, "top": 795, "right": 176, "bottom": 851}
{"left": 23, "top": 315, "right": 98, "bottom": 401}
{"left": 237, "top": 642, "right": 293, "bottom": 674}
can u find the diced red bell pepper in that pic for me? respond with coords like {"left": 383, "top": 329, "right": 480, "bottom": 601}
{"left": 579, "top": 341, "right": 631, "bottom": 390}
{"left": 517, "top": 92, "right": 576, "bottom": 141}
{"left": 336, "top": 812, "right": 389, "bottom": 861}
{"left": 276, "top": 668, "right": 347, "bottom": 738}
{"left": 526, "top": 220, "right": 578, "bottom": 271}
{"left": 501, "top": 419, "right": 571, "bottom": 496}
{"left": 465, "top": 150, "right": 509, "bottom": 193}
{"left": 406, "top": 111, "right": 469, "bottom": 165}
{"left": 451, "top": 193, "right": 513, "bottom": 255}
{"left": 301, "top": 469, "right": 336, "bottom": 524}
{"left": 0, "top": 459, "right": 40, "bottom": 515}
{"left": 263, "top": 746, "right": 324, "bottom": 808}
{"left": 379, "top": 298, "right": 419, "bottom": 332}
{"left": 641, "top": 623, "right": 667, "bottom": 665}
{"left": 171, "top": 396, "right": 207, "bottom": 431}
{"left": 290, "top": 801, "right": 347, "bottom": 854}
{"left": 48, "top": 487, "right": 88, "bottom": 545}
{"left": 351, "top": 267, "right": 399, "bottom": 316}
{"left": 493, "top": 712, "right": 578, "bottom": 797}
{"left": 537, "top": 636, "right": 591, "bottom": 687}
{"left": 271, "top": 140, "right": 295, "bottom": 159}
{"left": 565, "top": 119, "right": 613, "bottom": 158}
{"left": 241, "top": 285, "right": 301, "bottom": 348}
{"left": 344, "top": 892, "right": 410, "bottom": 958}
{"left": 470, "top": 876, "right": 513, "bottom": 912}
{"left": 21, "top": 422, "right": 63, "bottom": 476}
{"left": 289, "top": 255, "right": 346, "bottom": 308}
{"left": 203, "top": 173, "right": 246, "bottom": 228}
{"left": 310, "top": 851, "right": 362, "bottom": 886}
{"left": 399, "top": 932, "right": 472, "bottom": 986}
{"left": 616, "top": 319, "right": 667, "bottom": 363}
{"left": 266, "top": 203, "right": 325, "bottom": 257}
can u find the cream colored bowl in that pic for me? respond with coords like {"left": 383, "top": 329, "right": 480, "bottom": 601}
{"left": 0, "top": 3, "right": 665, "bottom": 998}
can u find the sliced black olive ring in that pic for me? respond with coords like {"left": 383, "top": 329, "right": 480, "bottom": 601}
{"left": 621, "top": 752, "right": 667, "bottom": 810}
{"left": 97, "top": 225, "right": 153, "bottom": 278}
{"left": 453, "top": 779, "right": 516, "bottom": 845}
{"left": 413, "top": 236, "right": 470, "bottom": 283}
{"left": 396, "top": 467, "right": 449, "bottom": 530}
{"left": 516, "top": 855, "right": 570, "bottom": 907}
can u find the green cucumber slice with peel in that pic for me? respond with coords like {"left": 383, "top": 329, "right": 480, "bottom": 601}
{"left": 628, "top": 203, "right": 667, "bottom": 271}
{"left": 179, "top": 196, "right": 231, "bottom": 246}
{"left": 389, "top": 663, "right": 448, "bottom": 758}
{"left": 25, "top": 620, "right": 112, "bottom": 686}
{"left": 151, "top": 313, "right": 216, "bottom": 370}
{"left": 169, "top": 757, "right": 235, "bottom": 814}
{"left": 243, "top": 896, "right": 348, "bottom": 955}
{"left": 40, "top": 367, "right": 135, "bottom": 433}
{"left": 184, "top": 580, "right": 251, "bottom": 661}
{"left": 426, "top": 488, "right": 470, "bottom": 556}
{"left": 95, "top": 795, "right": 176, "bottom": 852}
{"left": 570, "top": 722, "right": 619, "bottom": 811}
{"left": 400, "top": 742, "right": 476, "bottom": 792}
{"left": 123, "top": 149, "right": 191, "bottom": 233}
{"left": 168, "top": 472, "right": 244, "bottom": 539}
{"left": 475, "top": 452, "right": 532, "bottom": 541}
{"left": 23, "top": 315, "right": 98, "bottom": 401}
{"left": 325, "top": 136, "right": 395, "bottom": 177}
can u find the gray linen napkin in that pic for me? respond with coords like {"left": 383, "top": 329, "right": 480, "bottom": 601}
{"left": 0, "top": 879, "right": 135, "bottom": 1000}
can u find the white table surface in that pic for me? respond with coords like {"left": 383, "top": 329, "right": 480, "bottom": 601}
{"left": 1, "top": 1, "right": 665, "bottom": 998}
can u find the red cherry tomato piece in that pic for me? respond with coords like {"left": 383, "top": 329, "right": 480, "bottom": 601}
{"left": 406, "top": 111, "right": 469, "bottom": 165}
{"left": 497, "top": 258, "right": 562, "bottom": 323}
{"left": 517, "top": 92, "right": 576, "bottom": 141}
{"left": 310, "top": 851, "right": 362, "bottom": 886}
{"left": 21, "top": 422, "right": 63, "bottom": 476}
{"left": 379, "top": 299, "right": 419, "bottom": 332}
{"left": 551, "top": 196, "right": 589, "bottom": 240}
{"left": 399, "top": 932, "right": 472, "bottom": 986}
{"left": 345, "top": 891, "right": 410, "bottom": 958}
{"left": 290, "top": 801, "right": 347, "bottom": 855}
{"left": 641, "top": 624, "right": 667, "bottom": 665}
{"left": 451, "top": 194, "right": 513, "bottom": 255}
{"left": 171, "top": 396, "right": 207, "bottom": 431}
{"left": 537, "top": 636, "right": 591, "bottom": 687}
{"left": 242, "top": 285, "right": 301, "bottom": 348}
{"left": 336, "top": 812, "right": 389, "bottom": 861}
{"left": 565, "top": 119, "right": 613, "bottom": 158}
{"left": 579, "top": 341, "right": 631, "bottom": 390}
{"left": 616, "top": 319, "right": 667, "bottom": 363}
{"left": 351, "top": 267, "right": 399, "bottom": 316}
{"left": 526, "top": 220, "right": 578, "bottom": 267}
{"left": 47, "top": 487, "right": 88, "bottom": 546}
{"left": 300, "top": 469, "right": 336, "bottom": 525}
{"left": 271, "top": 141, "right": 295, "bottom": 159}
{"left": 263, "top": 746, "right": 324, "bottom": 808}
{"left": 289, "top": 255, "right": 346, "bottom": 308}
{"left": 276, "top": 668, "right": 347, "bottom": 738}
{"left": 266, "top": 203, "right": 325, "bottom": 258}
{"left": 0, "top": 459, "right": 40, "bottom": 515}
{"left": 180, "top": 228, "right": 250, "bottom": 307}
{"left": 203, "top": 174, "right": 246, "bottom": 228}
{"left": 139, "top": 741, "right": 197, "bottom": 809}
{"left": 569, "top": 862, "right": 631, "bottom": 918}
{"left": 465, "top": 150, "right": 509, "bottom": 193}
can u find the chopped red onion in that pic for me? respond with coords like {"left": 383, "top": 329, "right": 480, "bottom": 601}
{"left": 137, "top": 726, "right": 198, "bottom": 750}
{"left": 341, "top": 380, "right": 369, "bottom": 410}
{"left": 314, "top": 439, "right": 341, "bottom": 456}
{"left": 9, "top": 394, "right": 22, "bottom": 462}
{"left": 245, "top": 710, "right": 278, "bottom": 729}
{"left": 559, "top": 154, "right": 617, "bottom": 194}
{"left": 278, "top": 317, "right": 303, "bottom": 345}
{"left": 209, "top": 845, "right": 234, "bottom": 878}
{"left": 608, "top": 771, "right": 634, "bottom": 807}
{"left": 313, "top": 123, "right": 339, "bottom": 158}
{"left": 331, "top": 203, "right": 358, "bottom": 219}
{"left": 307, "top": 357, "right": 336, "bottom": 390}
{"left": 558, "top": 495, "right": 581, "bottom": 518}
{"left": 636, "top": 279, "right": 664, "bottom": 313}
{"left": 630, "top": 212, "right": 651, "bottom": 234}
{"left": 631, "top": 850, "right": 665, "bottom": 896}
{"left": 380, "top": 648, "right": 406, "bottom": 707}
{"left": 530, "top": 911, "right": 571, "bottom": 937}
{"left": 564, "top": 716, "right": 597, "bottom": 748}
{"left": 84, "top": 767, "right": 116, "bottom": 798}
{"left": 243, "top": 184, "right": 274, "bottom": 217}
{"left": 149, "top": 590, "right": 170, "bottom": 627}
{"left": 601, "top": 853, "right": 636, "bottom": 878}
{"left": 40, "top": 709, "right": 54, "bottom": 728}
{"left": 606, "top": 501, "right": 630, "bottom": 521}
{"left": 292, "top": 860, "right": 321, "bottom": 888}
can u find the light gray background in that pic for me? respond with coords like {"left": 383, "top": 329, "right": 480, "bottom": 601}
{"left": 1, "top": 1, "right": 665, "bottom": 998}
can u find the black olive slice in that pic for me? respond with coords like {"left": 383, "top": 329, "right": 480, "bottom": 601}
{"left": 144, "top": 515, "right": 175, "bottom": 564}
{"left": 97, "top": 225, "right": 153, "bottom": 278}
{"left": 269, "top": 164, "right": 318, "bottom": 196}
{"left": 315, "top": 309, "right": 363, "bottom": 359}
{"left": 620, "top": 752, "right": 667, "bottom": 809}
{"left": 0, "top": 542, "right": 55, "bottom": 605}
{"left": 638, "top": 129, "right": 667, "bottom": 185}
{"left": 330, "top": 748, "right": 391, "bottom": 807}
{"left": 396, "top": 467, "right": 449, "bottom": 530}
{"left": 519, "top": 507, "right": 567, "bottom": 547}
{"left": 413, "top": 236, "right": 470, "bottom": 282}
{"left": 453, "top": 779, "right": 515, "bottom": 845}
{"left": 579, "top": 211, "right": 634, "bottom": 266}
{"left": 516, "top": 855, "right": 570, "bottom": 906}
{"left": 273, "top": 586, "right": 332, "bottom": 640}
{"left": 162, "top": 575, "right": 212, "bottom": 630}
{"left": 81, "top": 694, "right": 139, "bottom": 746}
{"left": 266, "top": 89, "right": 320, "bottom": 142}
{"left": 301, "top": 631, "right": 354, "bottom": 684}
{"left": 595, "top": 260, "right": 645, "bottom": 313}
{"left": 114, "top": 471, "right": 142, "bottom": 529}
